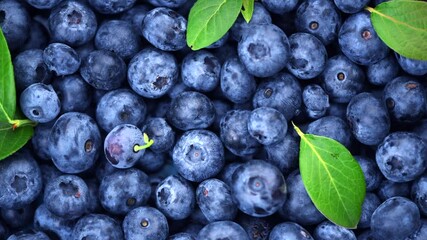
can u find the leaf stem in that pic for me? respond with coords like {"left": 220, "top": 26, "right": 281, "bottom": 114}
{"left": 10, "top": 119, "right": 37, "bottom": 130}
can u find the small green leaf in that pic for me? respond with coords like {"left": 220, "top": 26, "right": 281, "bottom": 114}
{"left": 187, "top": 0, "right": 242, "bottom": 50}
{"left": 241, "top": 0, "right": 254, "bottom": 23}
{"left": 292, "top": 123, "right": 366, "bottom": 229}
{"left": 0, "top": 125, "right": 34, "bottom": 160}
{"left": 143, "top": 132, "right": 149, "bottom": 144}
{"left": 0, "top": 28, "right": 16, "bottom": 123}
{"left": 366, "top": 0, "right": 427, "bottom": 60}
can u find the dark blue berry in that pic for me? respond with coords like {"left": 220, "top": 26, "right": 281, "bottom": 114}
{"left": 313, "top": 221, "right": 356, "bottom": 240}
{"left": 411, "top": 174, "right": 427, "bottom": 216}
{"left": 88, "top": 0, "right": 136, "bottom": 14}
{"left": 358, "top": 192, "right": 381, "bottom": 229}
{"left": 43, "top": 42, "right": 80, "bottom": 76}
{"left": 302, "top": 84, "right": 330, "bottom": 119}
{"left": 181, "top": 50, "right": 221, "bottom": 92}
{"left": 13, "top": 49, "right": 52, "bottom": 92}
{"left": 33, "top": 204, "right": 76, "bottom": 240}
{"left": 0, "top": 0, "right": 30, "bottom": 51}
{"left": 395, "top": 53, "right": 427, "bottom": 76}
{"left": 261, "top": 0, "right": 299, "bottom": 14}
{"left": 142, "top": 118, "right": 175, "bottom": 153}
{"left": 355, "top": 155, "right": 382, "bottom": 192}
{"left": 269, "top": 222, "right": 314, "bottom": 240}
{"left": 366, "top": 54, "right": 400, "bottom": 86}
{"left": 123, "top": 206, "right": 169, "bottom": 240}
{"left": 72, "top": 213, "right": 124, "bottom": 239}
{"left": 265, "top": 129, "right": 299, "bottom": 175}
{"left": 20, "top": 83, "right": 60, "bottom": 123}
{"left": 306, "top": 116, "right": 352, "bottom": 148}
{"left": 248, "top": 107, "right": 288, "bottom": 146}
{"left": 25, "top": 0, "right": 62, "bottom": 9}
{"left": 230, "top": 2, "right": 272, "bottom": 41}
{"left": 196, "top": 221, "right": 250, "bottom": 240}
{"left": 52, "top": 74, "right": 93, "bottom": 114}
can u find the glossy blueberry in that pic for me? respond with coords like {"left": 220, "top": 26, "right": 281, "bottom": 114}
{"left": 220, "top": 57, "right": 256, "bottom": 104}
{"left": 0, "top": 0, "right": 30, "bottom": 51}
{"left": 120, "top": 4, "right": 151, "bottom": 35}
{"left": 123, "top": 206, "right": 169, "bottom": 240}
{"left": 33, "top": 204, "right": 76, "bottom": 240}
{"left": 48, "top": 1, "right": 97, "bottom": 46}
{"left": 286, "top": 33, "right": 327, "bottom": 80}
{"left": 44, "top": 175, "right": 89, "bottom": 220}
{"left": 371, "top": 197, "right": 421, "bottom": 240}
{"left": 412, "top": 174, "right": 427, "bottom": 216}
{"left": 142, "top": 7, "right": 187, "bottom": 51}
{"left": 265, "top": 129, "right": 299, "bottom": 175}
{"left": 383, "top": 76, "right": 427, "bottom": 123}
{"left": 7, "top": 230, "right": 50, "bottom": 240}
{"left": 13, "top": 49, "right": 51, "bottom": 92}
{"left": 248, "top": 107, "right": 288, "bottom": 146}
{"left": 43, "top": 43, "right": 80, "bottom": 76}
{"left": 95, "top": 20, "right": 141, "bottom": 60}
{"left": 253, "top": 71, "right": 302, "bottom": 120}
{"left": 128, "top": 47, "right": 179, "bottom": 98}
{"left": 377, "top": 179, "right": 411, "bottom": 202}
{"left": 80, "top": 50, "right": 126, "bottom": 90}
{"left": 238, "top": 23, "right": 290, "bottom": 77}
{"left": 1, "top": 204, "right": 34, "bottom": 229}
{"left": 142, "top": 118, "right": 175, "bottom": 153}
{"left": 0, "top": 151, "right": 42, "bottom": 209}
{"left": 104, "top": 124, "right": 146, "bottom": 169}
{"left": 230, "top": 2, "right": 272, "bottom": 41}
{"left": 339, "top": 12, "right": 389, "bottom": 66}
{"left": 88, "top": 0, "right": 136, "bottom": 14}
{"left": 314, "top": 221, "right": 356, "bottom": 240}
{"left": 334, "top": 0, "right": 369, "bottom": 13}
{"left": 99, "top": 168, "right": 151, "bottom": 215}
{"left": 136, "top": 150, "right": 166, "bottom": 173}
{"left": 231, "top": 160, "right": 286, "bottom": 217}
{"left": 306, "top": 116, "right": 352, "bottom": 148}
{"left": 72, "top": 214, "right": 124, "bottom": 240}
{"left": 346, "top": 92, "right": 390, "bottom": 146}
{"left": 173, "top": 130, "right": 224, "bottom": 182}
{"left": 181, "top": 50, "right": 221, "bottom": 92}
{"left": 168, "top": 232, "right": 195, "bottom": 240}
{"left": 395, "top": 53, "right": 427, "bottom": 76}
{"left": 167, "top": 91, "right": 215, "bottom": 130}
{"left": 269, "top": 222, "right": 314, "bottom": 240}
{"left": 295, "top": 0, "right": 341, "bottom": 45}
{"left": 197, "top": 221, "right": 250, "bottom": 240}
{"left": 367, "top": 54, "right": 400, "bottom": 86}
{"left": 196, "top": 178, "right": 237, "bottom": 222}
{"left": 355, "top": 156, "right": 382, "bottom": 192}
{"left": 49, "top": 112, "right": 101, "bottom": 174}
{"left": 376, "top": 131, "right": 427, "bottom": 182}
{"left": 20, "top": 83, "right": 60, "bottom": 123}
{"left": 155, "top": 175, "right": 195, "bottom": 220}
{"left": 302, "top": 84, "right": 329, "bottom": 119}
{"left": 220, "top": 110, "right": 261, "bottom": 157}
{"left": 52, "top": 74, "right": 93, "bottom": 114}
{"left": 261, "top": 0, "right": 299, "bottom": 14}
{"left": 358, "top": 193, "right": 381, "bottom": 229}
{"left": 96, "top": 88, "right": 147, "bottom": 133}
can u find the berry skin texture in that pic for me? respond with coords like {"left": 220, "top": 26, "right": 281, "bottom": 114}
{"left": 181, "top": 50, "right": 221, "bottom": 92}
{"left": 314, "top": 221, "right": 356, "bottom": 240}
{"left": 88, "top": 0, "right": 136, "bottom": 14}
{"left": 33, "top": 203, "right": 76, "bottom": 240}
{"left": 43, "top": 42, "right": 81, "bottom": 76}
{"left": 123, "top": 206, "right": 169, "bottom": 240}
{"left": 72, "top": 213, "right": 124, "bottom": 240}
{"left": 196, "top": 221, "right": 250, "bottom": 240}
{"left": 0, "top": 0, "right": 30, "bottom": 51}
{"left": 13, "top": 49, "right": 52, "bottom": 92}
{"left": 248, "top": 107, "right": 288, "bottom": 146}
{"left": 376, "top": 131, "right": 427, "bottom": 183}
{"left": 231, "top": 160, "right": 287, "bottom": 217}
{"left": 269, "top": 222, "right": 314, "bottom": 240}
{"left": 411, "top": 174, "right": 427, "bottom": 216}
{"left": 20, "top": 83, "right": 60, "bottom": 123}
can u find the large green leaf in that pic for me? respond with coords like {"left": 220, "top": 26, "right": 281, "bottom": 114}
{"left": 241, "top": 0, "right": 254, "bottom": 23}
{"left": 187, "top": 0, "right": 242, "bottom": 50}
{"left": 293, "top": 123, "right": 366, "bottom": 229}
{"left": 0, "top": 28, "right": 15, "bottom": 123}
{"left": 0, "top": 125, "right": 34, "bottom": 160}
{"left": 367, "top": 0, "right": 427, "bottom": 60}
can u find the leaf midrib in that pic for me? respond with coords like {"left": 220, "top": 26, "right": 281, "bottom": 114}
{"left": 367, "top": 5, "right": 427, "bottom": 32}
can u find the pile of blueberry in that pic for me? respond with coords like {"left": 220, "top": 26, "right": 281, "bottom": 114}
{"left": 0, "top": 0, "right": 426, "bottom": 239}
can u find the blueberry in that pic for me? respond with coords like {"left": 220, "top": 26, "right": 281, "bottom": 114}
{"left": 99, "top": 168, "right": 151, "bottom": 215}
{"left": 13, "top": 49, "right": 52, "bottom": 92}
{"left": 85, "top": 178, "right": 102, "bottom": 213}
{"left": 339, "top": 11, "right": 389, "bottom": 65}
{"left": 167, "top": 91, "right": 216, "bottom": 131}
{"left": 383, "top": 76, "right": 427, "bottom": 123}
{"left": 237, "top": 214, "right": 272, "bottom": 240}
{"left": 412, "top": 174, "right": 427, "bottom": 216}
{"left": 20, "top": 83, "right": 60, "bottom": 123}
{"left": 371, "top": 197, "right": 421, "bottom": 240}
{"left": 196, "top": 221, "right": 250, "bottom": 240}
{"left": 286, "top": 33, "right": 328, "bottom": 80}
{"left": 123, "top": 206, "right": 169, "bottom": 240}
{"left": 220, "top": 57, "right": 256, "bottom": 104}
{"left": 231, "top": 160, "right": 287, "bottom": 217}
{"left": 34, "top": 203, "right": 76, "bottom": 239}
{"left": 43, "top": 174, "right": 89, "bottom": 220}
{"left": 238, "top": 24, "right": 290, "bottom": 77}
{"left": 0, "top": 151, "right": 42, "bottom": 209}
{"left": 136, "top": 149, "right": 166, "bottom": 173}
{"left": 196, "top": 178, "right": 237, "bottom": 222}
{"left": 376, "top": 131, "right": 427, "bottom": 182}
{"left": 252, "top": 71, "right": 302, "bottom": 120}
{"left": 265, "top": 129, "right": 299, "bottom": 175}
{"left": 1, "top": 204, "right": 34, "bottom": 229}
{"left": 395, "top": 53, "right": 427, "bottom": 76}
{"left": 72, "top": 213, "right": 124, "bottom": 240}
{"left": 321, "top": 54, "right": 365, "bottom": 103}
{"left": 25, "top": 0, "right": 62, "bottom": 9}
{"left": 43, "top": 43, "right": 81, "bottom": 76}
{"left": 49, "top": 112, "right": 101, "bottom": 174}
{"left": 211, "top": 99, "right": 232, "bottom": 132}
{"left": 181, "top": 50, "right": 221, "bottom": 92}
{"left": 51, "top": 74, "right": 93, "bottom": 114}
{"left": 313, "top": 221, "right": 356, "bottom": 240}
{"left": 366, "top": 54, "right": 400, "bottom": 86}
{"left": 406, "top": 219, "right": 427, "bottom": 240}
{"left": 88, "top": 0, "right": 136, "bottom": 14}
{"left": 230, "top": 2, "right": 272, "bottom": 41}
{"left": 334, "top": 0, "right": 369, "bottom": 13}
{"left": 302, "top": 84, "right": 330, "bottom": 119}
{"left": 248, "top": 107, "right": 288, "bottom": 146}
{"left": 206, "top": 31, "right": 230, "bottom": 49}
{"left": 120, "top": 4, "right": 151, "bottom": 36}
{"left": 260, "top": 0, "right": 299, "bottom": 14}
{"left": 168, "top": 232, "right": 195, "bottom": 240}
{"left": 358, "top": 192, "right": 381, "bottom": 229}
{"left": 95, "top": 20, "right": 141, "bottom": 60}
{"left": 142, "top": 7, "right": 187, "bottom": 51}
{"left": 377, "top": 179, "right": 411, "bottom": 202}
{"left": 96, "top": 88, "right": 147, "bottom": 133}
{"left": 80, "top": 50, "right": 126, "bottom": 90}
{"left": 155, "top": 175, "right": 195, "bottom": 220}
{"left": 220, "top": 110, "right": 261, "bottom": 157}
{"left": 295, "top": 0, "right": 341, "bottom": 45}
{"left": 142, "top": 118, "right": 175, "bottom": 153}
{"left": 104, "top": 124, "right": 146, "bottom": 169}
{"left": 48, "top": 1, "right": 97, "bottom": 46}
{"left": 355, "top": 156, "right": 382, "bottom": 192}
{"left": 7, "top": 230, "right": 50, "bottom": 240}
{"left": 269, "top": 222, "right": 314, "bottom": 240}
{"left": 280, "top": 170, "right": 325, "bottom": 225}
{"left": 0, "top": 0, "right": 30, "bottom": 51}
{"left": 128, "top": 47, "right": 179, "bottom": 98}
{"left": 346, "top": 92, "right": 390, "bottom": 146}
{"left": 217, "top": 162, "right": 244, "bottom": 187}
{"left": 147, "top": 0, "right": 188, "bottom": 8}
{"left": 20, "top": 19, "right": 49, "bottom": 52}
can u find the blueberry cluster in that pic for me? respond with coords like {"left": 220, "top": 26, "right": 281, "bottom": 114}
{"left": 1, "top": 0, "right": 427, "bottom": 239}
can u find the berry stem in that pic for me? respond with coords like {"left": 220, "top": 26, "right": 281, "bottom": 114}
{"left": 133, "top": 133, "right": 154, "bottom": 152}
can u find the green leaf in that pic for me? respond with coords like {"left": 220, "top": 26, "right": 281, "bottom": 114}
{"left": 241, "top": 0, "right": 254, "bottom": 23}
{"left": 292, "top": 123, "right": 366, "bottom": 229}
{"left": 0, "top": 125, "right": 34, "bottom": 160}
{"left": 0, "top": 28, "right": 15, "bottom": 123}
{"left": 367, "top": 0, "right": 427, "bottom": 61}
{"left": 187, "top": 0, "right": 242, "bottom": 50}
